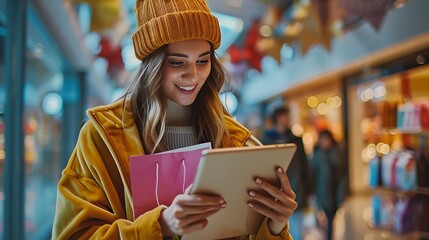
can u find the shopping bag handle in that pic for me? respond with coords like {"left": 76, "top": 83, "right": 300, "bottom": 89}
{"left": 155, "top": 158, "right": 187, "bottom": 206}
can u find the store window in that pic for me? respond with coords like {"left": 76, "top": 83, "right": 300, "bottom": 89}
{"left": 22, "top": 6, "right": 67, "bottom": 239}
{"left": 347, "top": 64, "right": 429, "bottom": 194}
{"left": 1, "top": 0, "right": 85, "bottom": 236}
{"left": 346, "top": 61, "right": 429, "bottom": 237}
{"left": 0, "top": 1, "right": 6, "bottom": 239}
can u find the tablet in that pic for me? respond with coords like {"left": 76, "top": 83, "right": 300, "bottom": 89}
{"left": 182, "top": 143, "right": 296, "bottom": 240}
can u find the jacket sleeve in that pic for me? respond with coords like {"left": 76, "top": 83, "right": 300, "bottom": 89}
{"left": 245, "top": 136, "right": 292, "bottom": 240}
{"left": 256, "top": 218, "right": 292, "bottom": 240}
{"left": 52, "top": 122, "right": 165, "bottom": 240}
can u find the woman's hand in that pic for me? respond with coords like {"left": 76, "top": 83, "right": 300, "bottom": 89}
{"left": 248, "top": 167, "right": 298, "bottom": 235}
{"left": 159, "top": 184, "right": 226, "bottom": 237}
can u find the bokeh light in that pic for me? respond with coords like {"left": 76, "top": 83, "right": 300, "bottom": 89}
{"left": 307, "top": 96, "right": 318, "bottom": 108}
{"left": 42, "top": 92, "right": 63, "bottom": 116}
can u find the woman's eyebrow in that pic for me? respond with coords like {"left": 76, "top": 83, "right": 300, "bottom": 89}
{"left": 167, "top": 51, "right": 211, "bottom": 58}
{"left": 198, "top": 51, "right": 211, "bottom": 57}
{"left": 167, "top": 53, "right": 188, "bottom": 58}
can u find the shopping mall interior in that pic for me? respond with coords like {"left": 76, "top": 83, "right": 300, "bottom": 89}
{"left": 1, "top": 0, "right": 429, "bottom": 239}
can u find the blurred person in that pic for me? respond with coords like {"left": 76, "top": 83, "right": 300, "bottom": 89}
{"left": 262, "top": 106, "right": 312, "bottom": 240}
{"left": 309, "top": 129, "right": 348, "bottom": 240}
{"left": 51, "top": 0, "right": 297, "bottom": 239}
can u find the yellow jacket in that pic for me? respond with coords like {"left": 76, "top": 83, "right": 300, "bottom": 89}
{"left": 52, "top": 99, "right": 291, "bottom": 240}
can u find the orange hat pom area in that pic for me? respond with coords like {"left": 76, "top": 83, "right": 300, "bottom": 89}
{"left": 132, "top": 0, "right": 221, "bottom": 60}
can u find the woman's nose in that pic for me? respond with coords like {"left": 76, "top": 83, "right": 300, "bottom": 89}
{"left": 183, "top": 64, "right": 198, "bottom": 81}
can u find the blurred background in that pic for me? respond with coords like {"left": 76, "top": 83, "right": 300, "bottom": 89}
{"left": 1, "top": 0, "right": 429, "bottom": 239}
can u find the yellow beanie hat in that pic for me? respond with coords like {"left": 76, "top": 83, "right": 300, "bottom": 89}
{"left": 132, "top": 0, "right": 221, "bottom": 60}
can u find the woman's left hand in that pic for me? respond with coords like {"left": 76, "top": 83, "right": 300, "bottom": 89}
{"left": 248, "top": 167, "right": 298, "bottom": 235}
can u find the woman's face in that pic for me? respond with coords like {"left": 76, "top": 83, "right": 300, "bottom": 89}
{"left": 162, "top": 39, "right": 212, "bottom": 106}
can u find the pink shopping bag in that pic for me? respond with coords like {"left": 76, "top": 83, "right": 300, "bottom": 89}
{"left": 130, "top": 145, "right": 209, "bottom": 218}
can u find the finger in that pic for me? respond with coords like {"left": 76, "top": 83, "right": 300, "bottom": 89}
{"left": 179, "top": 209, "right": 220, "bottom": 228}
{"left": 275, "top": 167, "right": 296, "bottom": 199}
{"left": 179, "top": 219, "right": 209, "bottom": 235}
{"left": 176, "top": 194, "right": 225, "bottom": 207}
{"left": 176, "top": 204, "right": 225, "bottom": 217}
{"left": 255, "top": 177, "right": 286, "bottom": 202}
{"left": 248, "top": 190, "right": 296, "bottom": 214}
{"left": 185, "top": 183, "right": 193, "bottom": 195}
{"left": 247, "top": 201, "right": 290, "bottom": 224}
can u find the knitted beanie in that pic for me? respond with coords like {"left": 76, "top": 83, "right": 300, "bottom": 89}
{"left": 132, "top": 0, "right": 221, "bottom": 60}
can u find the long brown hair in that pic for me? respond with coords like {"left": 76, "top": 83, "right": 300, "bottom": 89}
{"left": 123, "top": 44, "right": 231, "bottom": 153}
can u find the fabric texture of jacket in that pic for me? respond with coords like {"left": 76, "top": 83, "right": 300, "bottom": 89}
{"left": 52, "top": 99, "right": 292, "bottom": 240}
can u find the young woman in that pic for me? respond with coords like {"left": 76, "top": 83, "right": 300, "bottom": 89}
{"left": 52, "top": 0, "right": 297, "bottom": 239}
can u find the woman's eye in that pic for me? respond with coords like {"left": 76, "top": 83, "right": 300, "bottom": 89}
{"left": 197, "top": 60, "right": 209, "bottom": 65}
{"left": 169, "top": 61, "right": 183, "bottom": 66}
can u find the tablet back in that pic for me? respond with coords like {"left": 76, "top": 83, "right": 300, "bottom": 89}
{"left": 182, "top": 143, "right": 296, "bottom": 240}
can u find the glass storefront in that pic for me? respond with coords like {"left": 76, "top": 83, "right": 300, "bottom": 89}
{"left": 23, "top": 7, "right": 65, "bottom": 238}
{"left": 347, "top": 61, "right": 429, "bottom": 194}
{"left": 0, "top": 1, "right": 6, "bottom": 239}
{"left": 1, "top": 1, "right": 84, "bottom": 238}
{"left": 346, "top": 59, "right": 429, "bottom": 237}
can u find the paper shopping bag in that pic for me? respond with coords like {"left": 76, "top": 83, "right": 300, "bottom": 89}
{"left": 130, "top": 144, "right": 210, "bottom": 218}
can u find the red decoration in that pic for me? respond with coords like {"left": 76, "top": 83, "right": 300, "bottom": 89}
{"left": 98, "top": 37, "right": 125, "bottom": 77}
{"left": 228, "top": 20, "right": 264, "bottom": 71}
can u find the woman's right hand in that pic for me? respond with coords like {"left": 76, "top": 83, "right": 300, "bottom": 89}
{"left": 159, "top": 184, "right": 226, "bottom": 237}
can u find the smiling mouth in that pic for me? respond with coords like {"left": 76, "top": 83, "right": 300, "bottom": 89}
{"left": 175, "top": 84, "right": 196, "bottom": 91}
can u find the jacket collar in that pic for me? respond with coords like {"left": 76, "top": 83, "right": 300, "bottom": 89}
{"left": 86, "top": 99, "right": 143, "bottom": 205}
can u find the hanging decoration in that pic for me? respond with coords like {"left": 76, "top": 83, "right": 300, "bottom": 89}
{"left": 256, "top": 37, "right": 284, "bottom": 62}
{"left": 256, "top": 5, "right": 289, "bottom": 62}
{"left": 98, "top": 38, "right": 124, "bottom": 78}
{"left": 291, "top": 3, "right": 327, "bottom": 54}
{"left": 226, "top": 0, "right": 401, "bottom": 73}
{"left": 338, "top": 0, "right": 396, "bottom": 30}
{"left": 290, "top": 0, "right": 344, "bottom": 54}
{"left": 266, "top": 0, "right": 345, "bottom": 56}
{"left": 71, "top": 0, "right": 130, "bottom": 85}
{"left": 310, "top": 0, "right": 346, "bottom": 48}
{"left": 260, "top": 5, "right": 282, "bottom": 30}
{"left": 74, "top": 0, "right": 123, "bottom": 33}
{"left": 97, "top": 15, "right": 131, "bottom": 86}
{"left": 72, "top": 0, "right": 404, "bottom": 84}
{"left": 228, "top": 19, "right": 264, "bottom": 71}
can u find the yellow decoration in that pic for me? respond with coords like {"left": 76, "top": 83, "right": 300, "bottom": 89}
{"left": 293, "top": 4, "right": 309, "bottom": 21}
{"left": 256, "top": 37, "right": 283, "bottom": 62}
{"left": 75, "top": 0, "right": 123, "bottom": 33}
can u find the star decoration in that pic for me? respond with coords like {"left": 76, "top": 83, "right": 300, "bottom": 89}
{"left": 286, "top": 3, "right": 331, "bottom": 54}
